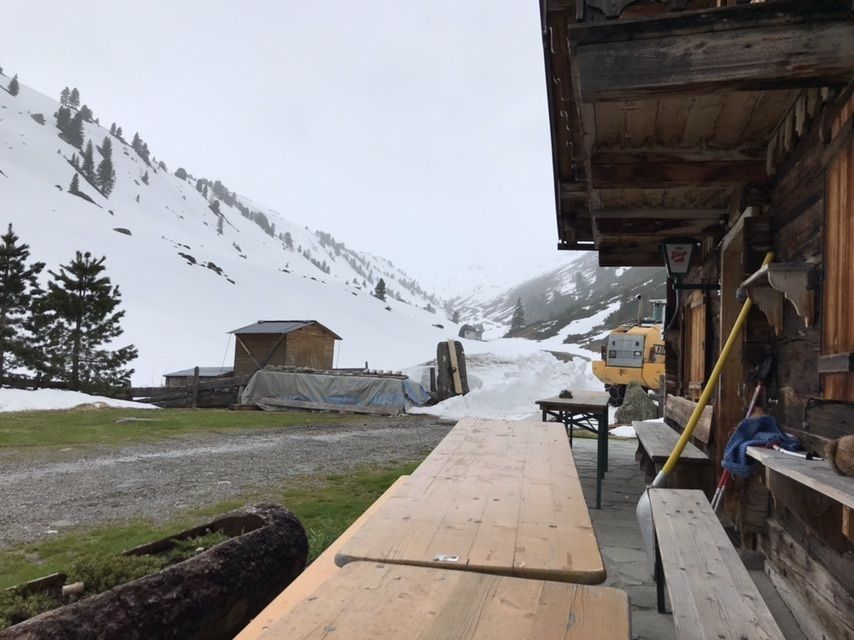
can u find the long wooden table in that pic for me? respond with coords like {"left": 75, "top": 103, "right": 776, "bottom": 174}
{"left": 336, "top": 418, "right": 606, "bottom": 584}
{"left": 254, "top": 562, "right": 630, "bottom": 639}
{"left": 536, "top": 392, "right": 611, "bottom": 508}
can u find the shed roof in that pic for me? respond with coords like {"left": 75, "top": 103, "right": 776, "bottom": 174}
{"left": 163, "top": 366, "right": 234, "bottom": 378}
{"left": 229, "top": 320, "right": 342, "bottom": 340}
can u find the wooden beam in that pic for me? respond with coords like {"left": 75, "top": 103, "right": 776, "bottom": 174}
{"left": 572, "top": 14, "right": 854, "bottom": 102}
{"left": 591, "top": 158, "right": 769, "bottom": 187}
{"left": 594, "top": 217, "right": 724, "bottom": 237}
{"left": 594, "top": 208, "right": 727, "bottom": 220}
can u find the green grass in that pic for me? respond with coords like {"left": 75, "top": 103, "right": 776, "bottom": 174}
{"left": 0, "top": 408, "right": 367, "bottom": 448}
{"left": 0, "top": 460, "right": 420, "bottom": 592}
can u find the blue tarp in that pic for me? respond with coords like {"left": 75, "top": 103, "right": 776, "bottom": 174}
{"left": 721, "top": 415, "right": 801, "bottom": 478}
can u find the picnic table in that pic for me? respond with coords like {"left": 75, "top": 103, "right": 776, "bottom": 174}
{"left": 254, "top": 562, "right": 631, "bottom": 640}
{"left": 336, "top": 418, "right": 606, "bottom": 584}
{"left": 535, "top": 391, "right": 611, "bottom": 508}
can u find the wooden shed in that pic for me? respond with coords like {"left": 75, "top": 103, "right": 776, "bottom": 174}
{"left": 163, "top": 366, "right": 234, "bottom": 388}
{"left": 541, "top": 1, "right": 853, "bottom": 636}
{"left": 230, "top": 321, "right": 341, "bottom": 377}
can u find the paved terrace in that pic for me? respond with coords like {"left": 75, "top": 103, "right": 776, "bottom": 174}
{"left": 570, "top": 437, "right": 806, "bottom": 640}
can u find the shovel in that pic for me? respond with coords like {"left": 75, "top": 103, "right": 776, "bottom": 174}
{"left": 636, "top": 251, "right": 774, "bottom": 574}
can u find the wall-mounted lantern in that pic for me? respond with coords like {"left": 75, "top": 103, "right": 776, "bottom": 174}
{"left": 660, "top": 238, "right": 719, "bottom": 290}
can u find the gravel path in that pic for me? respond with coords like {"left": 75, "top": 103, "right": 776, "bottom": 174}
{"left": 0, "top": 415, "right": 452, "bottom": 548}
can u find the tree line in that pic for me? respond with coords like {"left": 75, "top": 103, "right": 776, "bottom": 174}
{"left": 0, "top": 225, "right": 137, "bottom": 393}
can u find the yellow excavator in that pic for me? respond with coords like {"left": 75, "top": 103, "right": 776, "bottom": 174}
{"left": 592, "top": 296, "right": 666, "bottom": 406}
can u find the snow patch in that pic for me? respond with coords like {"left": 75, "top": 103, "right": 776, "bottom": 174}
{"left": 0, "top": 388, "right": 158, "bottom": 412}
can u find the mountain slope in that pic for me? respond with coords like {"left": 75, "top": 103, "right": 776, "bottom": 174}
{"left": 0, "top": 75, "right": 449, "bottom": 384}
{"left": 450, "top": 252, "right": 666, "bottom": 348}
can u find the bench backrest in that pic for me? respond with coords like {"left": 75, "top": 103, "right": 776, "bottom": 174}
{"left": 665, "top": 395, "right": 714, "bottom": 444}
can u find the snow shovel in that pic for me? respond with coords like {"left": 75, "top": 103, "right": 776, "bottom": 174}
{"left": 636, "top": 251, "right": 774, "bottom": 574}
{"left": 709, "top": 355, "right": 775, "bottom": 512}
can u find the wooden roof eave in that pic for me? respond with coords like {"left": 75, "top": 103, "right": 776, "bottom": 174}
{"left": 543, "top": 0, "right": 854, "bottom": 267}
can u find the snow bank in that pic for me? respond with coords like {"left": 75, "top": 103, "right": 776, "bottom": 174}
{"left": 412, "top": 351, "right": 599, "bottom": 420}
{"left": 0, "top": 389, "right": 158, "bottom": 413}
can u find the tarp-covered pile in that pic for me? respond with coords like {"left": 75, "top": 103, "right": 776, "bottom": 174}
{"left": 241, "top": 369, "right": 431, "bottom": 415}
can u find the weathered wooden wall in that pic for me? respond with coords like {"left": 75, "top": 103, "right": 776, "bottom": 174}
{"left": 233, "top": 327, "right": 335, "bottom": 376}
{"left": 283, "top": 325, "right": 335, "bottom": 370}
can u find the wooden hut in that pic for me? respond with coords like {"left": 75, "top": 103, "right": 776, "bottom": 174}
{"left": 541, "top": 1, "right": 853, "bottom": 637}
{"left": 230, "top": 321, "right": 341, "bottom": 376}
{"left": 163, "top": 366, "right": 234, "bottom": 388}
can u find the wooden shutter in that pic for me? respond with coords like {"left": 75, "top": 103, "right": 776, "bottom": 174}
{"left": 684, "top": 291, "right": 707, "bottom": 401}
{"left": 822, "top": 106, "right": 854, "bottom": 401}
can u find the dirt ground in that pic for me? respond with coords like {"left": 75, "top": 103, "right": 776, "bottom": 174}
{"left": 0, "top": 414, "right": 452, "bottom": 548}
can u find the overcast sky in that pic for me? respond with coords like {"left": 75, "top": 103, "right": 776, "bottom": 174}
{"left": 3, "top": 1, "right": 573, "bottom": 294}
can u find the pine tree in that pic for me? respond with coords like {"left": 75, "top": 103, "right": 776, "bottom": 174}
{"left": 78, "top": 104, "right": 93, "bottom": 122}
{"left": 373, "top": 278, "right": 387, "bottom": 301}
{"left": 96, "top": 136, "right": 116, "bottom": 197}
{"left": 210, "top": 200, "right": 221, "bottom": 215}
{"left": 0, "top": 225, "right": 45, "bottom": 383}
{"left": 115, "top": 126, "right": 123, "bottom": 140}
{"left": 195, "top": 178, "right": 204, "bottom": 193}
{"left": 39, "top": 252, "right": 137, "bottom": 391}
{"left": 174, "top": 167, "right": 187, "bottom": 180}
{"left": 216, "top": 215, "right": 224, "bottom": 235}
{"left": 8, "top": 74, "right": 19, "bottom": 96}
{"left": 141, "top": 170, "right": 149, "bottom": 185}
{"left": 509, "top": 298, "right": 526, "bottom": 335}
{"left": 81, "top": 140, "right": 95, "bottom": 182}
{"left": 69, "top": 87, "right": 80, "bottom": 108}
{"left": 109, "top": 122, "right": 116, "bottom": 135}
{"left": 69, "top": 173, "right": 80, "bottom": 193}
{"left": 56, "top": 106, "right": 71, "bottom": 133}
{"left": 60, "top": 87, "right": 70, "bottom": 106}
{"left": 67, "top": 111, "right": 85, "bottom": 148}
{"left": 452, "top": 310, "right": 460, "bottom": 323}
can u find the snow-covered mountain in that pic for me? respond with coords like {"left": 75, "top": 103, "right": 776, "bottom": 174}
{"left": 0, "top": 74, "right": 449, "bottom": 385}
{"left": 449, "top": 252, "right": 667, "bottom": 348}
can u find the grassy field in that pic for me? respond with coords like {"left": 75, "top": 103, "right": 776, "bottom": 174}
{"left": 0, "top": 460, "right": 419, "bottom": 591}
{"left": 0, "top": 407, "right": 368, "bottom": 448}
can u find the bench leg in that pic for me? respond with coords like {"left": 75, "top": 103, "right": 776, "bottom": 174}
{"left": 654, "top": 535, "right": 667, "bottom": 614}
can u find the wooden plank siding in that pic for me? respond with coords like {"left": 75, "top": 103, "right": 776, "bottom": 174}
{"left": 233, "top": 326, "right": 336, "bottom": 377}
{"left": 683, "top": 291, "right": 707, "bottom": 401}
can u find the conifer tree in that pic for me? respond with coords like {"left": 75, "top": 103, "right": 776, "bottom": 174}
{"left": 115, "top": 126, "right": 123, "bottom": 140}
{"left": 8, "top": 74, "right": 19, "bottom": 96}
{"left": 56, "top": 106, "right": 71, "bottom": 133}
{"left": 373, "top": 278, "right": 387, "bottom": 301}
{"left": 210, "top": 200, "right": 221, "bottom": 215}
{"left": 81, "top": 140, "right": 95, "bottom": 182}
{"left": 452, "top": 310, "right": 460, "bottom": 323}
{"left": 38, "top": 252, "right": 137, "bottom": 391}
{"left": 509, "top": 297, "right": 526, "bottom": 335}
{"left": 174, "top": 167, "right": 187, "bottom": 180}
{"left": 66, "top": 111, "right": 85, "bottom": 148}
{"left": 69, "top": 87, "right": 80, "bottom": 108}
{"left": 0, "top": 225, "right": 45, "bottom": 384}
{"left": 78, "top": 104, "right": 93, "bottom": 122}
{"left": 96, "top": 136, "right": 116, "bottom": 197}
{"left": 109, "top": 122, "right": 116, "bottom": 135}
{"left": 216, "top": 215, "right": 224, "bottom": 235}
{"left": 141, "top": 170, "right": 149, "bottom": 185}
{"left": 69, "top": 173, "right": 80, "bottom": 193}
{"left": 60, "top": 87, "right": 70, "bottom": 106}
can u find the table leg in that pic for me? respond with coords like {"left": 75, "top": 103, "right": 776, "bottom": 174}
{"left": 602, "top": 407, "right": 609, "bottom": 473}
{"left": 568, "top": 413, "right": 574, "bottom": 448}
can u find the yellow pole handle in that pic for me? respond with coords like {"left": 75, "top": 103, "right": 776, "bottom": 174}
{"left": 652, "top": 251, "right": 774, "bottom": 486}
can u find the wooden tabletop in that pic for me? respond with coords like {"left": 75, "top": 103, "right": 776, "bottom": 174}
{"left": 536, "top": 391, "right": 611, "bottom": 411}
{"left": 336, "top": 418, "right": 605, "bottom": 584}
{"left": 256, "top": 562, "right": 630, "bottom": 640}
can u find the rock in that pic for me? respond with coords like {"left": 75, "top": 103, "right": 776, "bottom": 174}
{"left": 614, "top": 382, "right": 657, "bottom": 423}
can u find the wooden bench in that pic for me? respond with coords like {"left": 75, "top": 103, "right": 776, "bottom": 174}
{"left": 649, "top": 489, "right": 785, "bottom": 640}
{"left": 251, "top": 561, "right": 631, "bottom": 639}
{"left": 233, "top": 476, "right": 409, "bottom": 640}
{"left": 633, "top": 395, "right": 713, "bottom": 489}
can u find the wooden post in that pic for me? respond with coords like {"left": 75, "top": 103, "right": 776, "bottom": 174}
{"left": 658, "top": 375, "right": 666, "bottom": 418}
{"left": 192, "top": 366, "right": 200, "bottom": 409}
{"left": 429, "top": 367, "right": 437, "bottom": 392}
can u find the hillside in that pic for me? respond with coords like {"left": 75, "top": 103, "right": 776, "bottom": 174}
{"left": 0, "top": 74, "right": 451, "bottom": 385}
{"left": 449, "top": 252, "right": 666, "bottom": 348}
